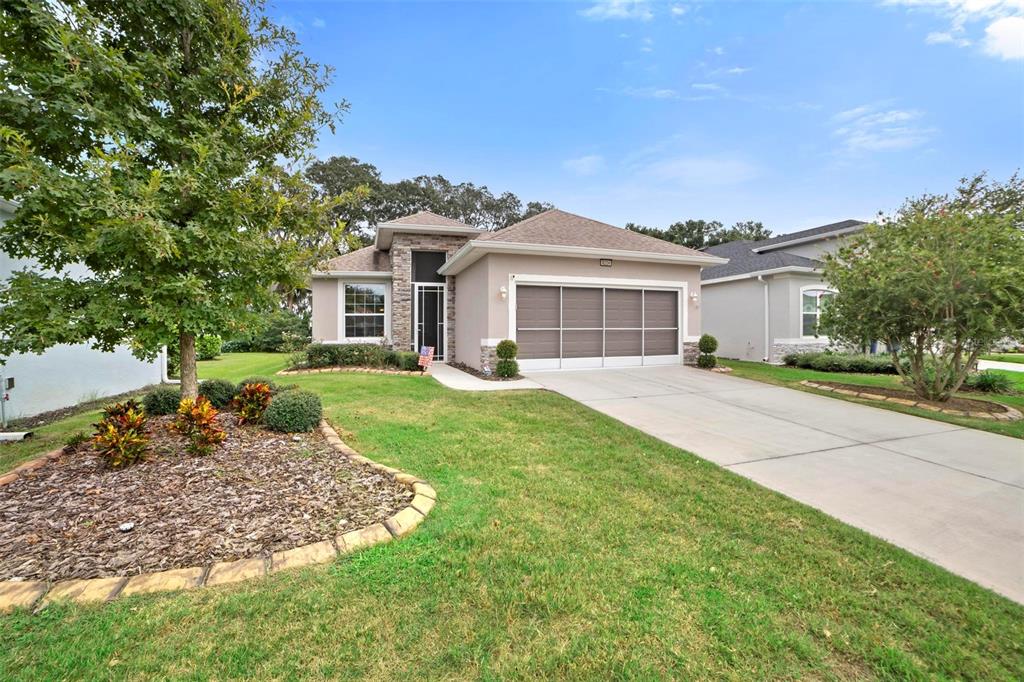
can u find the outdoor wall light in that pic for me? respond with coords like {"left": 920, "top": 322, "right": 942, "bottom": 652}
{"left": 690, "top": 291, "right": 700, "bottom": 306}
{"left": 499, "top": 285, "right": 508, "bottom": 301}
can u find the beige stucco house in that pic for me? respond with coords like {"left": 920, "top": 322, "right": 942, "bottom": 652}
{"left": 311, "top": 209, "right": 727, "bottom": 371}
{"left": 700, "top": 219, "right": 867, "bottom": 364}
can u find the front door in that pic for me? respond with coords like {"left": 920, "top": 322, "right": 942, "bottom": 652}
{"left": 414, "top": 283, "right": 446, "bottom": 361}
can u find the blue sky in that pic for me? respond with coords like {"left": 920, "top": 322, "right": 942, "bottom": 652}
{"left": 279, "top": 0, "right": 1023, "bottom": 235}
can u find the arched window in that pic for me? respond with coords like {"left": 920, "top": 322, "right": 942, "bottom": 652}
{"left": 801, "top": 288, "right": 834, "bottom": 337}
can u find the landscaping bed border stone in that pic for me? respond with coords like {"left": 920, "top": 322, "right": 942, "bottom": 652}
{"left": 799, "top": 380, "right": 1022, "bottom": 421}
{"left": 0, "top": 422, "right": 436, "bottom": 614}
{"left": 278, "top": 366, "right": 428, "bottom": 377}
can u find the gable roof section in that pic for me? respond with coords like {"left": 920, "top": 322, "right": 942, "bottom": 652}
{"left": 315, "top": 245, "right": 391, "bottom": 277}
{"left": 388, "top": 210, "right": 474, "bottom": 228}
{"left": 478, "top": 209, "right": 711, "bottom": 257}
{"left": 439, "top": 209, "right": 727, "bottom": 275}
{"left": 701, "top": 219, "right": 865, "bottom": 283}
{"left": 701, "top": 240, "right": 822, "bottom": 282}
{"left": 374, "top": 211, "right": 483, "bottom": 249}
{"left": 750, "top": 219, "right": 866, "bottom": 253}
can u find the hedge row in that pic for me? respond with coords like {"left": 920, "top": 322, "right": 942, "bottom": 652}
{"left": 783, "top": 352, "right": 897, "bottom": 374}
{"left": 299, "top": 343, "right": 422, "bottom": 372}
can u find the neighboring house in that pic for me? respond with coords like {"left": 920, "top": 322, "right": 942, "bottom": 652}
{"left": 0, "top": 199, "right": 165, "bottom": 423}
{"left": 311, "top": 209, "right": 726, "bottom": 371}
{"left": 700, "top": 219, "right": 867, "bottom": 363}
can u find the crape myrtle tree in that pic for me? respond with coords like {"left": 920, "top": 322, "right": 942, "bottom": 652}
{"left": 0, "top": 0, "right": 345, "bottom": 398}
{"left": 820, "top": 173, "right": 1024, "bottom": 402}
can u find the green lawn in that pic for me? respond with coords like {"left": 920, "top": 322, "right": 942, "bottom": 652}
{"left": 1, "top": 353, "right": 1021, "bottom": 679}
{"left": 720, "top": 359, "right": 1024, "bottom": 440}
{"left": 982, "top": 353, "right": 1024, "bottom": 365}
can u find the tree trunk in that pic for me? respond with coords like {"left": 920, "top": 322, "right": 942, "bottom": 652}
{"left": 179, "top": 331, "right": 198, "bottom": 399}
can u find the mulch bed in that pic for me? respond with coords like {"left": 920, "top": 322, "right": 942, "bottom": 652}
{"left": 811, "top": 381, "right": 1012, "bottom": 414}
{"left": 0, "top": 414, "right": 411, "bottom": 582}
{"left": 448, "top": 361, "right": 523, "bottom": 381}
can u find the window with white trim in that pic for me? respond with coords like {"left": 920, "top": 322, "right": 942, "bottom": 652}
{"left": 801, "top": 288, "right": 833, "bottom": 337}
{"left": 344, "top": 283, "right": 386, "bottom": 338}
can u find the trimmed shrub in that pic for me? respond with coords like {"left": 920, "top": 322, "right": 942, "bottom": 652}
{"left": 143, "top": 387, "right": 181, "bottom": 415}
{"left": 788, "top": 352, "right": 897, "bottom": 374}
{"left": 173, "top": 396, "right": 227, "bottom": 456}
{"left": 495, "top": 358, "right": 519, "bottom": 378}
{"left": 236, "top": 376, "right": 278, "bottom": 393}
{"left": 395, "top": 351, "right": 422, "bottom": 371}
{"left": 696, "top": 353, "right": 717, "bottom": 369}
{"left": 965, "top": 370, "right": 1013, "bottom": 394}
{"left": 252, "top": 310, "right": 311, "bottom": 352}
{"left": 220, "top": 339, "right": 252, "bottom": 353}
{"left": 92, "top": 399, "right": 149, "bottom": 468}
{"left": 196, "top": 334, "right": 222, "bottom": 361}
{"left": 264, "top": 390, "right": 323, "bottom": 433}
{"left": 304, "top": 343, "right": 341, "bottom": 368}
{"left": 199, "top": 379, "right": 236, "bottom": 408}
{"left": 496, "top": 339, "right": 518, "bottom": 360}
{"left": 783, "top": 353, "right": 800, "bottom": 366}
{"left": 234, "top": 383, "right": 273, "bottom": 424}
{"left": 698, "top": 334, "right": 718, "bottom": 355}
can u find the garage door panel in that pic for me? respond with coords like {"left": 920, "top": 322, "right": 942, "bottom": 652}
{"left": 605, "top": 329, "right": 642, "bottom": 357}
{"left": 644, "top": 329, "right": 678, "bottom": 356}
{"left": 563, "top": 329, "right": 602, "bottom": 358}
{"left": 644, "top": 290, "right": 677, "bottom": 328}
{"left": 517, "top": 330, "right": 560, "bottom": 359}
{"left": 605, "top": 289, "right": 642, "bottom": 328}
{"left": 561, "top": 288, "right": 602, "bottom": 328}
{"left": 517, "top": 286, "right": 559, "bottom": 328}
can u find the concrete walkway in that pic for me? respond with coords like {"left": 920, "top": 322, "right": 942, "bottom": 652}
{"left": 526, "top": 365, "right": 1024, "bottom": 603}
{"left": 430, "top": 363, "right": 541, "bottom": 391}
{"left": 979, "top": 359, "right": 1024, "bottom": 373}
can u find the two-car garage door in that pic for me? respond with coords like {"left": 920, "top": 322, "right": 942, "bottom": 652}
{"left": 515, "top": 285, "right": 681, "bottom": 370}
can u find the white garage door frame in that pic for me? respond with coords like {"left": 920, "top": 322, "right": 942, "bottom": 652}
{"left": 507, "top": 273, "right": 688, "bottom": 371}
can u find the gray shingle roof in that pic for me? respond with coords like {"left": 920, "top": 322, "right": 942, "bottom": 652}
{"left": 480, "top": 209, "right": 710, "bottom": 257}
{"left": 750, "top": 219, "right": 865, "bottom": 251}
{"left": 701, "top": 219, "right": 865, "bottom": 281}
{"left": 319, "top": 245, "right": 391, "bottom": 272}
{"left": 386, "top": 211, "right": 474, "bottom": 228}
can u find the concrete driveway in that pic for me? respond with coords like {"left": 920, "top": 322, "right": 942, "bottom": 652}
{"left": 526, "top": 365, "right": 1024, "bottom": 603}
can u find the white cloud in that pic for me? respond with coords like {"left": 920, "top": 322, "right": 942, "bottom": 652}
{"left": 691, "top": 82, "right": 723, "bottom": 91}
{"left": 886, "top": 0, "right": 1023, "bottom": 58}
{"left": 671, "top": 5, "right": 688, "bottom": 16}
{"left": 599, "top": 86, "right": 681, "bottom": 99}
{"left": 579, "top": 0, "right": 653, "bottom": 21}
{"left": 726, "top": 66, "right": 751, "bottom": 74}
{"left": 640, "top": 36, "right": 654, "bottom": 52}
{"left": 710, "top": 46, "right": 725, "bottom": 55}
{"left": 641, "top": 156, "right": 759, "bottom": 186}
{"left": 984, "top": 15, "right": 1024, "bottom": 58}
{"left": 563, "top": 155, "right": 606, "bottom": 176}
{"left": 312, "top": 17, "right": 326, "bottom": 29}
{"left": 831, "top": 103, "right": 936, "bottom": 153}
{"left": 925, "top": 30, "right": 971, "bottom": 45}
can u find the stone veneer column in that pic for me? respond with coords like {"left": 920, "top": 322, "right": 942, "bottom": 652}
{"left": 682, "top": 341, "right": 699, "bottom": 366}
{"left": 388, "top": 233, "right": 471, "bottom": 360}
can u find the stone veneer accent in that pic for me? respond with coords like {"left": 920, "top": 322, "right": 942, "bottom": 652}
{"left": 682, "top": 341, "right": 699, "bottom": 366}
{"left": 389, "top": 233, "right": 473, "bottom": 361}
{"left": 770, "top": 340, "right": 830, "bottom": 364}
{"left": 0, "top": 423, "right": 437, "bottom": 613}
{"left": 479, "top": 344, "right": 500, "bottom": 373}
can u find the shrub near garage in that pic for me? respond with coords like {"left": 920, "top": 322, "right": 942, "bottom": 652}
{"left": 264, "top": 390, "right": 323, "bottom": 433}
{"left": 143, "top": 387, "right": 181, "bottom": 415}
{"left": 495, "top": 339, "right": 519, "bottom": 378}
{"left": 697, "top": 333, "right": 718, "bottom": 369}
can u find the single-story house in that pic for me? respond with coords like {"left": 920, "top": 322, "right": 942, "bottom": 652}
{"left": 700, "top": 219, "right": 867, "bottom": 363}
{"left": 311, "top": 209, "right": 727, "bottom": 371}
{"left": 0, "top": 199, "right": 166, "bottom": 423}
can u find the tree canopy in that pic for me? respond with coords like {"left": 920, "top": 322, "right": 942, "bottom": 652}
{"left": 821, "top": 173, "right": 1024, "bottom": 401}
{"left": 0, "top": 0, "right": 343, "bottom": 397}
{"left": 305, "top": 155, "right": 553, "bottom": 246}
{"left": 626, "top": 219, "right": 772, "bottom": 250}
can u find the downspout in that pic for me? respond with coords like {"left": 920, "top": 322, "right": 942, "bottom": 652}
{"left": 161, "top": 346, "right": 180, "bottom": 385}
{"left": 757, "top": 276, "right": 770, "bottom": 363}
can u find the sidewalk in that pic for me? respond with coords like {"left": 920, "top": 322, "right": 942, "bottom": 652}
{"left": 430, "top": 364, "right": 541, "bottom": 391}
